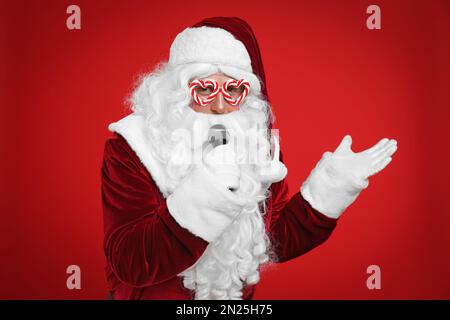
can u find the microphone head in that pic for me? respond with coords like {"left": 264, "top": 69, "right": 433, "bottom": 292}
{"left": 207, "top": 124, "right": 229, "bottom": 148}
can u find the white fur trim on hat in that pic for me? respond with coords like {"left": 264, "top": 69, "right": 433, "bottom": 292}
{"left": 169, "top": 26, "right": 252, "bottom": 72}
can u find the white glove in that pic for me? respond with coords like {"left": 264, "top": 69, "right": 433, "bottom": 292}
{"left": 167, "top": 144, "right": 246, "bottom": 243}
{"left": 203, "top": 143, "right": 241, "bottom": 191}
{"left": 301, "top": 135, "right": 398, "bottom": 219}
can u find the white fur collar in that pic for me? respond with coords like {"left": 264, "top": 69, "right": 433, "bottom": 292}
{"left": 108, "top": 114, "right": 170, "bottom": 198}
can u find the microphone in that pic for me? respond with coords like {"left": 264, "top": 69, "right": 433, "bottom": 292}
{"left": 202, "top": 125, "right": 239, "bottom": 192}
{"left": 207, "top": 124, "right": 229, "bottom": 148}
{"left": 202, "top": 124, "right": 229, "bottom": 155}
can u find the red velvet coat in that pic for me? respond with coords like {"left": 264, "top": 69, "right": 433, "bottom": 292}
{"left": 101, "top": 133, "right": 338, "bottom": 300}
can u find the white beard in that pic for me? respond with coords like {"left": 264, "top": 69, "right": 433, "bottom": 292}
{"left": 180, "top": 192, "right": 270, "bottom": 300}
{"left": 147, "top": 107, "right": 272, "bottom": 300}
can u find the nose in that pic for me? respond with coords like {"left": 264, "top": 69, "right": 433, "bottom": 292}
{"left": 210, "top": 92, "right": 227, "bottom": 114}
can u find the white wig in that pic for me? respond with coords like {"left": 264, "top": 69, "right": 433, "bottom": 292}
{"left": 130, "top": 61, "right": 272, "bottom": 131}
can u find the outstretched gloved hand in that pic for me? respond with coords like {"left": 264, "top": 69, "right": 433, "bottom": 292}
{"left": 301, "top": 135, "right": 398, "bottom": 219}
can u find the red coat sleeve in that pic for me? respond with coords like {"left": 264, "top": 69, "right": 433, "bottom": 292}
{"left": 101, "top": 134, "right": 208, "bottom": 288}
{"left": 267, "top": 169, "right": 339, "bottom": 263}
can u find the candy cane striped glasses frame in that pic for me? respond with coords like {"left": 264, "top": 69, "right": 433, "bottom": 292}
{"left": 188, "top": 78, "right": 251, "bottom": 107}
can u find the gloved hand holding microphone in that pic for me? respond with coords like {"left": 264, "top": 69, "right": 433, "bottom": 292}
{"left": 166, "top": 125, "right": 246, "bottom": 243}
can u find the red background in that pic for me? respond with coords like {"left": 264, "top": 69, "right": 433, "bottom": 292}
{"left": 1, "top": 0, "right": 449, "bottom": 299}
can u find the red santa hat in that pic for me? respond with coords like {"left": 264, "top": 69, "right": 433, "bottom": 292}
{"left": 168, "top": 17, "right": 270, "bottom": 102}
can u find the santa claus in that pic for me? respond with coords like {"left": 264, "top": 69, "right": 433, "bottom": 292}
{"left": 101, "top": 17, "right": 397, "bottom": 300}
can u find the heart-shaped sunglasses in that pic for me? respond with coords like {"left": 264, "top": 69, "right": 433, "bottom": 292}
{"left": 189, "top": 79, "right": 251, "bottom": 106}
